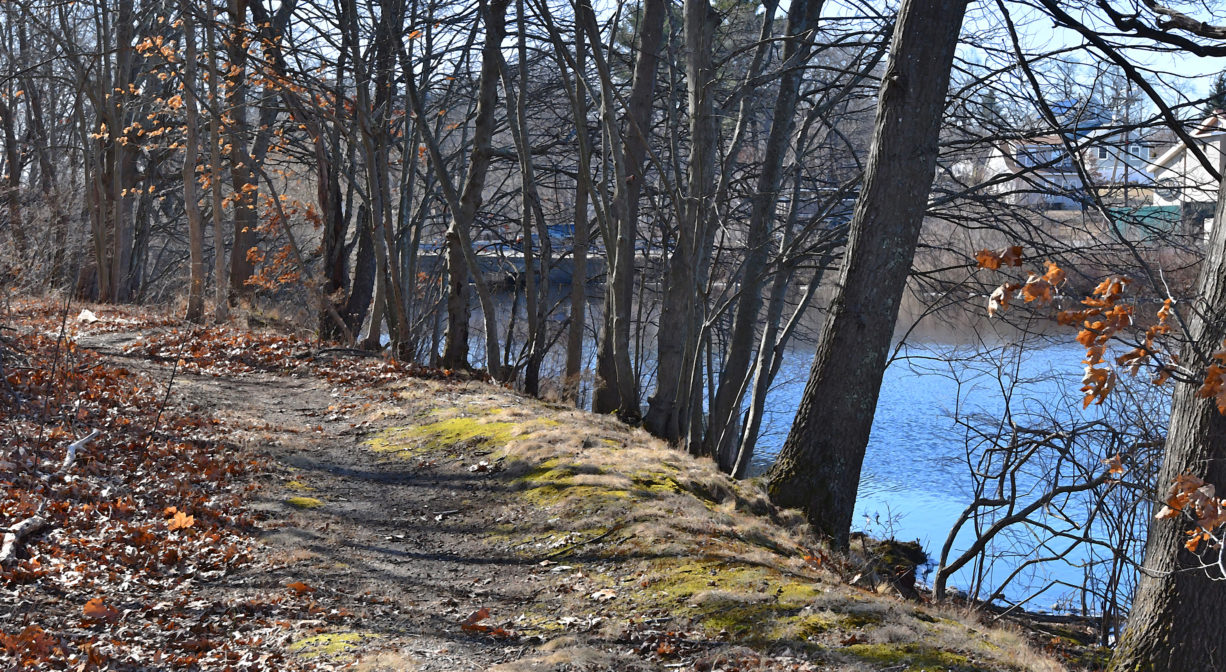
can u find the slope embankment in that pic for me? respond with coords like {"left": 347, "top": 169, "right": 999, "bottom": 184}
{"left": 1, "top": 300, "right": 1087, "bottom": 671}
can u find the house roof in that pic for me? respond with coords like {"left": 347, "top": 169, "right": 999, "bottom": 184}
{"left": 1149, "top": 113, "right": 1226, "bottom": 173}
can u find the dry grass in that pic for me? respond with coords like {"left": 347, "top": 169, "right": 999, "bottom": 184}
{"left": 355, "top": 377, "right": 1068, "bottom": 671}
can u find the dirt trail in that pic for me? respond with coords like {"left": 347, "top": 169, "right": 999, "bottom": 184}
{"left": 80, "top": 329, "right": 539, "bottom": 671}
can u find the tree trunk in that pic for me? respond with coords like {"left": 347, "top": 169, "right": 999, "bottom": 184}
{"left": 501, "top": 0, "right": 552, "bottom": 393}
{"left": 0, "top": 98, "right": 25, "bottom": 260}
{"left": 345, "top": 205, "right": 376, "bottom": 330}
{"left": 110, "top": 0, "right": 136, "bottom": 302}
{"left": 1111, "top": 166, "right": 1226, "bottom": 672}
{"left": 704, "top": 0, "right": 824, "bottom": 470}
{"left": 225, "top": 0, "right": 257, "bottom": 300}
{"left": 204, "top": 4, "right": 229, "bottom": 323}
{"left": 765, "top": 0, "right": 968, "bottom": 547}
{"left": 181, "top": 0, "right": 206, "bottom": 323}
{"left": 643, "top": 0, "right": 720, "bottom": 444}
{"left": 592, "top": 0, "right": 665, "bottom": 418}
{"left": 409, "top": 0, "right": 508, "bottom": 374}
{"left": 565, "top": 19, "right": 590, "bottom": 404}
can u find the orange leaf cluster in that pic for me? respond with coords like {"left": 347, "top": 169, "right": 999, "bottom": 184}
{"left": 286, "top": 581, "right": 315, "bottom": 595}
{"left": 167, "top": 510, "right": 195, "bottom": 531}
{"left": 1057, "top": 276, "right": 1135, "bottom": 408}
{"left": 983, "top": 248, "right": 1064, "bottom": 318}
{"left": 1196, "top": 355, "right": 1226, "bottom": 413}
{"left": 1155, "top": 474, "right": 1226, "bottom": 552}
{"left": 975, "top": 245, "right": 1024, "bottom": 271}
{"left": 82, "top": 597, "right": 120, "bottom": 623}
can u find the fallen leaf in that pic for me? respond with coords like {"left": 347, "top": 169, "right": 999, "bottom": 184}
{"left": 589, "top": 589, "right": 617, "bottom": 601}
{"left": 167, "top": 511, "right": 195, "bottom": 531}
{"left": 461, "top": 607, "right": 491, "bottom": 633}
{"left": 286, "top": 581, "right": 315, "bottom": 595}
{"left": 82, "top": 597, "right": 119, "bottom": 623}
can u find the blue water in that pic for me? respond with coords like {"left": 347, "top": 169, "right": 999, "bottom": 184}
{"left": 750, "top": 337, "right": 1166, "bottom": 609}
{"left": 749, "top": 341, "right": 1086, "bottom": 544}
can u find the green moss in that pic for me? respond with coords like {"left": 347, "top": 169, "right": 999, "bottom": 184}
{"left": 634, "top": 558, "right": 828, "bottom": 646}
{"left": 289, "top": 632, "right": 380, "bottom": 659}
{"left": 286, "top": 496, "right": 324, "bottom": 509}
{"left": 286, "top": 480, "right": 315, "bottom": 492}
{"left": 509, "top": 458, "right": 634, "bottom": 509}
{"left": 630, "top": 473, "right": 686, "bottom": 496}
{"left": 521, "top": 483, "right": 632, "bottom": 508}
{"left": 514, "top": 458, "right": 580, "bottom": 484}
{"left": 366, "top": 416, "right": 519, "bottom": 458}
{"left": 844, "top": 643, "right": 972, "bottom": 671}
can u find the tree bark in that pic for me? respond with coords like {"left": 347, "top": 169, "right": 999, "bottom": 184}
{"left": 565, "top": 19, "right": 589, "bottom": 404}
{"left": 181, "top": 0, "right": 206, "bottom": 323}
{"left": 643, "top": 0, "right": 720, "bottom": 444}
{"left": 1111, "top": 159, "right": 1226, "bottom": 672}
{"left": 592, "top": 0, "right": 665, "bottom": 419}
{"left": 408, "top": 0, "right": 508, "bottom": 374}
{"left": 765, "top": 0, "right": 968, "bottom": 547}
{"left": 500, "top": 0, "right": 552, "bottom": 392}
{"left": 204, "top": 3, "right": 229, "bottom": 323}
{"left": 225, "top": 0, "right": 257, "bottom": 301}
{"left": 0, "top": 97, "right": 25, "bottom": 260}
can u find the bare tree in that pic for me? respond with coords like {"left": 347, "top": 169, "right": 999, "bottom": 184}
{"left": 767, "top": 0, "right": 970, "bottom": 547}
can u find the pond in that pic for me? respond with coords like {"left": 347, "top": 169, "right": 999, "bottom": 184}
{"left": 749, "top": 333, "right": 1167, "bottom": 610}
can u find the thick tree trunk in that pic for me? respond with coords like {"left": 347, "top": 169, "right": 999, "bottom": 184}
{"left": 1111, "top": 175, "right": 1226, "bottom": 672}
{"left": 643, "top": 0, "right": 719, "bottom": 444}
{"left": 0, "top": 99, "right": 24, "bottom": 260}
{"left": 765, "top": 0, "right": 968, "bottom": 547}
{"left": 225, "top": 0, "right": 257, "bottom": 300}
{"left": 204, "top": 6, "right": 229, "bottom": 323}
{"left": 109, "top": 0, "right": 136, "bottom": 303}
{"left": 592, "top": 0, "right": 665, "bottom": 418}
{"left": 345, "top": 205, "right": 376, "bottom": 331}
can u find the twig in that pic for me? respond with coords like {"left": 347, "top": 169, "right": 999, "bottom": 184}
{"left": 142, "top": 359, "right": 179, "bottom": 453}
{"left": 60, "top": 429, "right": 101, "bottom": 473}
{"left": 0, "top": 515, "right": 46, "bottom": 565}
{"left": 536, "top": 524, "right": 625, "bottom": 561}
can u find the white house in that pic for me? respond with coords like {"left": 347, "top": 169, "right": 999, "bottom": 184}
{"left": 1083, "top": 127, "right": 1160, "bottom": 188}
{"left": 977, "top": 126, "right": 1162, "bottom": 209}
{"left": 1148, "top": 113, "right": 1225, "bottom": 209}
{"left": 983, "top": 135, "right": 1086, "bottom": 209}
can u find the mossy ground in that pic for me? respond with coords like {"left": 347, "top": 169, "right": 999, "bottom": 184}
{"left": 344, "top": 377, "right": 1068, "bottom": 671}
{"left": 286, "top": 496, "right": 324, "bottom": 509}
{"left": 289, "top": 631, "right": 381, "bottom": 659}
{"left": 843, "top": 642, "right": 972, "bottom": 671}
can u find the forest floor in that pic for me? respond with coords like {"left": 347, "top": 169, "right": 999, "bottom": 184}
{"left": 1, "top": 298, "right": 1108, "bottom": 671}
